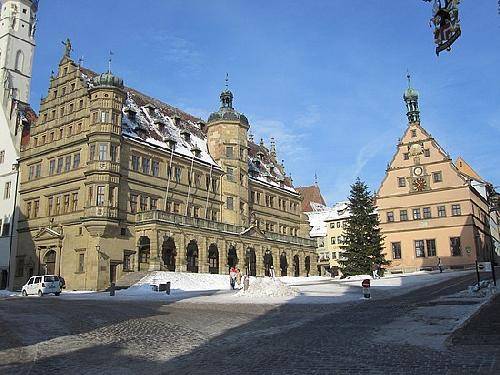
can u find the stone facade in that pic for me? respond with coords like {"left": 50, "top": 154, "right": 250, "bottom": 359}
{"left": 11, "top": 49, "right": 317, "bottom": 291}
{"left": 376, "top": 80, "right": 493, "bottom": 273}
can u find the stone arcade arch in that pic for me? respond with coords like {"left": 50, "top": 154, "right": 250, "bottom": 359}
{"left": 186, "top": 240, "right": 199, "bottom": 273}
{"left": 280, "top": 252, "right": 288, "bottom": 276}
{"left": 227, "top": 245, "right": 238, "bottom": 270}
{"left": 43, "top": 250, "right": 56, "bottom": 275}
{"left": 305, "top": 256, "right": 311, "bottom": 277}
{"left": 263, "top": 249, "right": 273, "bottom": 277}
{"left": 245, "top": 248, "right": 257, "bottom": 276}
{"left": 293, "top": 254, "right": 300, "bottom": 277}
{"left": 138, "top": 236, "right": 150, "bottom": 271}
{"left": 208, "top": 244, "right": 219, "bottom": 274}
{"left": 161, "top": 237, "right": 176, "bottom": 271}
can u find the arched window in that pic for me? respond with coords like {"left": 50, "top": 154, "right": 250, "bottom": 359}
{"left": 15, "top": 50, "right": 24, "bottom": 72}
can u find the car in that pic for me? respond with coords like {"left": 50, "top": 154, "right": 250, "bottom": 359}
{"left": 21, "top": 275, "right": 62, "bottom": 297}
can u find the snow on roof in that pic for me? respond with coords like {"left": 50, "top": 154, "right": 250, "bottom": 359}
{"left": 305, "top": 201, "right": 350, "bottom": 237}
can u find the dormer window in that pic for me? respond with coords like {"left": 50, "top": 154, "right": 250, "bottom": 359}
{"left": 174, "top": 116, "right": 181, "bottom": 126}
{"left": 144, "top": 103, "right": 155, "bottom": 115}
{"left": 124, "top": 108, "right": 136, "bottom": 120}
{"left": 197, "top": 121, "right": 206, "bottom": 131}
{"left": 166, "top": 138, "right": 177, "bottom": 150}
{"left": 181, "top": 130, "right": 190, "bottom": 142}
{"left": 154, "top": 120, "right": 165, "bottom": 132}
{"left": 191, "top": 147, "right": 201, "bottom": 158}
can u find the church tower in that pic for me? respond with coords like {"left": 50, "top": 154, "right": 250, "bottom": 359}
{"left": 0, "top": 0, "right": 38, "bottom": 136}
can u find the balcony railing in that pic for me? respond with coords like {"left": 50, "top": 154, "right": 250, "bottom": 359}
{"left": 136, "top": 210, "right": 316, "bottom": 247}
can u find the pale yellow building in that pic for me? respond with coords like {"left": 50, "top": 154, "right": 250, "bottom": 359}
{"left": 376, "top": 79, "right": 493, "bottom": 273}
{"left": 323, "top": 202, "right": 350, "bottom": 276}
{"left": 11, "top": 45, "right": 317, "bottom": 291}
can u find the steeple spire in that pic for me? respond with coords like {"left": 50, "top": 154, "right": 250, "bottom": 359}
{"left": 403, "top": 73, "right": 420, "bottom": 125}
{"left": 220, "top": 73, "right": 233, "bottom": 109}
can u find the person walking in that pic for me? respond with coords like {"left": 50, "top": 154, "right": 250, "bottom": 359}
{"left": 437, "top": 257, "right": 443, "bottom": 273}
{"left": 236, "top": 268, "right": 242, "bottom": 287}
{"left": 229, "top": 266, "right": 237, "bottom": 290}
{"left": 371, "top": 263, "right": 379, "bottom": 279}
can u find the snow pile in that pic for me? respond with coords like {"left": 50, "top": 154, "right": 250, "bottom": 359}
{"left": 236, "top": 277, "right": 299, "bottom": 298}
{"left": 134, "top": 271, "right": 232, "bottom": 292}
{"left": 454, "top": 280, "right": 497, "bottom": 298}
{"left": 0, "top": 290, "right": 18, "bottom": 298}
{"left": 120, "top": 284, "right": 158, "bottom": 296}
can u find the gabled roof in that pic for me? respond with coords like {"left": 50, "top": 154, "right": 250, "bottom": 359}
{"left": 296, "top": 185, "right": 326, "bottom": 212}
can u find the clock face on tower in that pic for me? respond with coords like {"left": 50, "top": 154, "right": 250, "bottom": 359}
{"left": 413, "top": 166, "right": 423, "bottom": 176}
{"left": 412, "top": 177, "right": 427, "bottom": 192}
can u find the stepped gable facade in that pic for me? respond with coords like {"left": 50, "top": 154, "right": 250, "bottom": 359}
{"left": 376, "top": 79, "right": 493, "bottom": 273}
{"left": 13, "top": 49, "right": 316, "bottom": 291}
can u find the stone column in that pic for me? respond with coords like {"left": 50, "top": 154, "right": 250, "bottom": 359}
{"left": 236, "top": 242, "right": 245, "bottom": 270}
{"left": 256, "top": 245, "right": 264, "bottom": 277}
{"left": 299, "top": 251, "right": 306, "bottom": 277}
{"left": 148, "top": 229, "right": 161, "bottom": 271}
{"left": 220, "top": 240, "right": 228, "bottom": 274}
{"left": 198, "top": 236, "right": 208, "bottom": 273}
{"left": 175, "top": 233, "right": 187, "bottom": 272}
{"left": 310, "top": 250, "right": 318, "bottom": 276}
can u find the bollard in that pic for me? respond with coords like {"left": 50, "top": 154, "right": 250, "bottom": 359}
{"left": 166, "top": 281, "right": 171, "bottom": 295}
{"left": 362, "top": 279, "right": 370, "bottom": 299}
{"left": 110, "top": 282, "right": 115, "bottom": 296}
{"left": 244, "top": 276, "right": 249, "bottom": 291}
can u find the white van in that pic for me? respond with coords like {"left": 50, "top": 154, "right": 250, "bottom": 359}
{"left": 22, "top": 275, "right": 62, "bottom": 297}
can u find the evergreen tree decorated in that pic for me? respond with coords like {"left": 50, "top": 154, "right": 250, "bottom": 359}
{"left": 339, "top": 178, "right": 389, "bottom": 276}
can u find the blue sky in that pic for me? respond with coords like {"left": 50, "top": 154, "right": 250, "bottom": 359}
{"left": 30, "top": 1, "right": 500, "bottom": 204}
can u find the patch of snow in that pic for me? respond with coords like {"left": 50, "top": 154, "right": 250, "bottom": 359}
{"left": 236, "top": 277, "right": 299, "bottom": 298}
{"left": 0, "top": 290, "right": 18, "bottom": 298}
{"left": 136, "top": 271, "right": 232, "bottom": 292}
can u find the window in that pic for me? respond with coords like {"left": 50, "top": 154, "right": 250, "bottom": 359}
{"left": 330, "top": 222, "right": 335, "bottom": 228}
{"left": 403, "top": 153, "right": 409, "bottom": 160}
{"left": 77, "top": 253, "right": 85, "bottom": 273}
{"left": 423, "top": 207, "right": 431, "bottom": 219}
{"left": 424, "top": 149, "right": 430, "bottom": 157}
{"left": 142, "top": 157, "right": 150, "bottom": 174}
{"left": 55, "top": 196, "right": 61, "bottom": 214}
{"left": 392, "top": 242, "right": 401, "bottom": 259}
{"left": 109, "top": 187, "right": 115, "bottom": 206}
{"left": 49, "top": 132, "right": 54, "bottom": 142}
{"left": 227, "top": 196, "right": 234, "bottom": 210}
{"left": 73, "top": 153, "right": 80, "bottom": 169}
{"left": 226, "top": 167, "right": 234, "bottom": 182}
{"left": 432, "top": 171, "right": 442, "bottom": 183}
{"left": 413, "top": 208, "right": 421, "bottom": 220}
{"left": 398, "top": 177, "right": 406, "bottom": 187}
{"left": 2, "top": 220, "right": 10, "bottom": 237}
{"left": 64, "top": 156, "right": 71, "bottom": 172}
{"left": 140, "top": 196, "right": 148, "bottom": 211}
{"left": 400, "top": 210, "right": 408, "bottom": 221}
{"left": 63, "top": 194, "right": 70, "bottom": 213}
{"left": 123, "top": 252, "right": 132, "bottom": 271}
{"left": 415, "top": 240, "right": 425, "bottom": 257}
{"left": 130, "top": 194, "right": 138, "bottom": 213}
{"left": 426, "top": 239, "right": 436, "bottom": 257}
{"left": 450, "top": 237, "right": 461, "bottom": 256}
{"left": 451, "top": 204, "right": 461, "bottom": 216}
{"left": 193, "top": 206, "right": 200, "bottom": 218}
{"left": 212, "top": 178, "right": 218, "bottom": 192}
{"left": 437, "top": 205, "right": 446, "bottom": 217}
{"left": 194, "top": 173, "right": 201, "bottom": 187}
{"left": 56, "top": 158, "right": 63, "bottom": 174}
{"left": 175, "top": 166, "right": 182, "bottom": 182}
{"left": 98, "top": 144, "right": 108, "bottom": 161}
{"left": 26, "top": 202, "right": 32, "bottom": 219}
{"left": 411, "top": 129, "right": 417, "bottom": 137}
{"left": 4, "top": 181, "right": 11, "bottom": 199}
{"left": 173, "top": 202, "right": 180, "bottom": 214}
{"left": 110, "top": 145, "right": 118, "bottom": 162}
{"left": 331, "top": 237, "right": 336, "bottom": 245}
{"left": 131, "top": 155, "right": 140, "bottom": 171}
{"left": 71, "top": 193, "right": 78, "bottom": 211}
{"left": 96, "top": 186, "right": 105, "bottom": 207}
{"left": 152, "top": 160, "right": 159, "bottom": 177}
{"left": 337, "top": 222, "right": 341, "bottom": 228}
{"left": 100, "top": 111, "right": 108, "bottom": 123}
{"left": 150, "top": 198, "right": 157, "bottom": 210}
{"left": 337, "top": 236, "right": 342, "bottom": 244}
{"left": 28, "top": 165, "right": 34, "bottom": 180}
{"left": 225, "top": 146, "right": 234, "bottom": 158}
{"left": 15, "top": 50, "right": 24, "bottom": 72}
{"left": 48, "top": 197, "right": 53, "bottom": 215}
{"left": 33, "top": 200, "right": 39, "bottom": 218}
{"left": 0, "top": 150, "right": 4, "bottom": 164}
{"left": 386, "top": 211, "right": 394, "bottom": 222}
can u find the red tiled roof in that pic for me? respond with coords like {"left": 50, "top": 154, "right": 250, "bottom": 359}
{"left": 296, "top": 185, "right": 326, "bottom": 212}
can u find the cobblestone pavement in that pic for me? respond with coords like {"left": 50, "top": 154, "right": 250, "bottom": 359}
{"left": 0, "top": 273, "right": 499, "bottom": 375}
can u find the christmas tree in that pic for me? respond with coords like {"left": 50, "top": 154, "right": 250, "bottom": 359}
{"left": 340, "top": 178, "right": 389, "bottom": 276}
